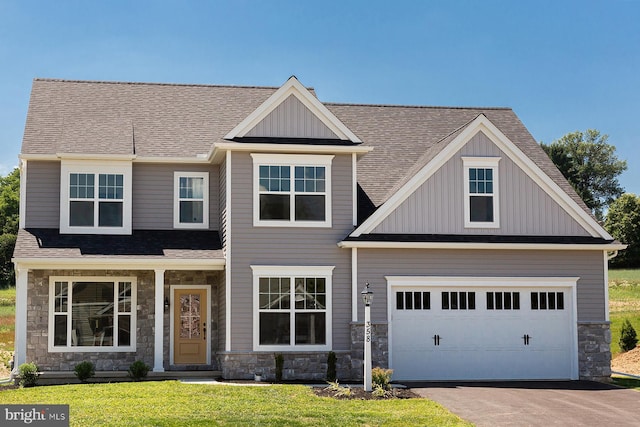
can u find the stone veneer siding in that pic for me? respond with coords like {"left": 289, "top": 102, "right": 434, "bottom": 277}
{"left": 578, "top": 321, "right": 611, "bottom": 381}
{"left": 26, "top": 269, "right": 220, "bottom": 372}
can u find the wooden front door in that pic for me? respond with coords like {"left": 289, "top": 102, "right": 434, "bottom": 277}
{"left": 173, "top": 288, "right": 207, "bottom": 364}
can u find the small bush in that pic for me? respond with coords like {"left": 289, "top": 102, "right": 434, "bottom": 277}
{"left": 620, "top": 319, "right": 638, "bottom": 352}
{"left": 274, "top": 353, "right": 284, "bottom": 382}
{"left": 372, "top": 367, "right": 393, "bottom": 390}
{"left": 128, "top": 360, "right": 151, "bottom": 381}
{"left": 326, "top": 351, "right": 337, "bottom": 382}
{"left": 325, "top": 380, "right": 352, "bottom": 397}
{"left": 74, "top": 361, "right": 95, "bottom": 382}
{"left": 18, "top": 362, "right": 39, "bottom": 388}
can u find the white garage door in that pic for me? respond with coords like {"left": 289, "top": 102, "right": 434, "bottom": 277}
{"left": 390, "top": 280, "right": 577, "bottom": 381}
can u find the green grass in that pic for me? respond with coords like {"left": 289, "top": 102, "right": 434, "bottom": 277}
{"left": 0, "top": 287, "right": 15, "bottom": 353}
{"left": 0, "top": 381, "right": 471, "bottom": 426}
{"left": 611, "top": 377, "right": 640, "bottom": 391}
{"left": 609, "top": 270, "right": 640, "bottom": 356}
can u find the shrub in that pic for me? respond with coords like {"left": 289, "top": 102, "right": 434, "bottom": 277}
{"left": 325, "top": 380, "right": 352, "bottom": 397}
{"left": 275, "top": 353, "right": 284, "bottom": 382}
{"left": 620, "top": 319, "right": 638, "bottom": 352}
{"left": 326, "top": 351, "right": 337, "bottom": 382}
{"left": 18, "top": 362, "right": 39, "bottom": 388}
{"left": 128, "top": 360, "right": 151, "bottom": 381}
{"left": 372, "top": 367, "right": 393, "bottom": 390}
{"left": 74, "top": 361, "right": 95, "bottom": 382}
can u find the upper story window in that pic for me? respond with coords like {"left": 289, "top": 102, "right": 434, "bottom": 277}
{"left": 60, "top": 160, "right": 132, "bottom": 234}
{"left": 463, "top": 157, "right": 500, "bottom": 228}
{"left": 174, "top": 172, "right": 209, "bottom": 229}
{"left": 251, "top": 154, "right": 333, "bottom": 227}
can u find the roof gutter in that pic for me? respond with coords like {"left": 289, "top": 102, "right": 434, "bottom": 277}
{"left": 12, "top": 257, "right": 226, "bottom": 271}
{"left": 337, "top": 241, "right": 628, "bottom": 251}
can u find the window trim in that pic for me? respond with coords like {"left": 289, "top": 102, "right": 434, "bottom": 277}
{"left": 60, "top": 160, "right": 132, "bottom": 234}
{"left": 251, "top": 265, "right": 334, "bottom": 351}
{"left": 48, "top": 276, "right": 137, "bottom": 353}
{"left": 251, "top": 153, "right": 333, "bottom": 227}
{"left": 173, "top": 171, "right": 210, "bottom": 229}
{"left": 462, "top": 157, "right": 501, "bottom": 228}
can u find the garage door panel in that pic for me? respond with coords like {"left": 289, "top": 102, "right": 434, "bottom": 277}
{"left": 391, "top": 285, "right": 574, "bottom": 381}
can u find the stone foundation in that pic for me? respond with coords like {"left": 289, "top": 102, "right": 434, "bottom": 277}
{"left": 578, "top": 321, "right": 611, "bottom": 381}
{"left": 350, "top": 322, "right": 388, "bottom": 379}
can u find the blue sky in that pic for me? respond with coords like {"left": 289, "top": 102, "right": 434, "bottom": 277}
{"left": 1, "top": 1, "right": 638, "bottom": 194}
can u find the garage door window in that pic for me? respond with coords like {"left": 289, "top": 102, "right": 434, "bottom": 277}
{"left": 487, "top": 292, "right": 520, "bottom": 310}
{"left": 531, "top": 292, "right": 564, "bottom": 310}
{"left": 396, "top": 291, "right": 430, "bottom": 310}
{"left": 442, "top": 291, "right": 476, "bottom": 310}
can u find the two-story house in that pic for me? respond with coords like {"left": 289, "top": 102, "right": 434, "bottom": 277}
{"left": 13, "top": 76, "right": 623, "bottom": 381}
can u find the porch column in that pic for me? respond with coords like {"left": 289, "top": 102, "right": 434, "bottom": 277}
{"left": 13, "top": 266, "right": 28, "bottom": 372}
{"left": 153, "top": 269, "right": 165, "bottom": 372}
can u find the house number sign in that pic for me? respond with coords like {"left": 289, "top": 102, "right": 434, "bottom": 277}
{"left": 365, "top": 320, "right": 371, "bottom": 343}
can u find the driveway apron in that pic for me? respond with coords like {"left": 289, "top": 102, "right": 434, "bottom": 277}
{"left": 406, "top": 381, "right": 640, "bottom": 427}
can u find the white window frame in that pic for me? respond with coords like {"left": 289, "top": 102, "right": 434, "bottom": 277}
{"left": 173, "top": 171, "right": 209, "bottom": 229}
{"left": 60, "top": 160, "right": 132, "bottom": 234}
{"left": 48, "top": 276, "right": 137, "bottom": 353}
{"left": 251, "top": 265, "right": 334, "bottom": 351}
{"left": 463, "top": 157, "right": 501, "bottom": 228}
{"left": 251, "top": 153, "right": 333, "bottom": 227}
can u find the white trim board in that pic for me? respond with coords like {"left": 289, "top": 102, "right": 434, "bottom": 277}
{"left": 224, "top": 76, "right": 361, "bottom": 143}
{"left": 337, "top": 241, "right": 626, "bottom": 251}
{"left": 350, "top": 114, "right": 612, "bottom": 240}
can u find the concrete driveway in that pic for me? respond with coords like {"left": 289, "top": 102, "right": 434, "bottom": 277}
{"left": 405, "top": 381, "right": 640, "bottom": 426}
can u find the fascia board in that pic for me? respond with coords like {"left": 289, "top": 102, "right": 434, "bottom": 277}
{"left": 12, "top": 257, "right": 226, "bottom": 271}
{"left": 337, "top": 241, "right": 627, "bottom": 251}
{"left": 224, "top": 76, "right": 362, "bottom": 143}
{"left": 351, "top": 114, "right": 611, "bottom": 239}
{"left": 213, "top": 142, "right": 373, "bottom": 155}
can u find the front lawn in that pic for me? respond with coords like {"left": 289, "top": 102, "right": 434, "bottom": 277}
{"left": 608, "top": 270, "right": 640, "bottom": 357}
{"left": 0, "top": 381, "right": 471, "bottom": 426}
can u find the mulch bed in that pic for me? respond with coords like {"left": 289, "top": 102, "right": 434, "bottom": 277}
{"left": 313, "top": 385, "right": 419, "bottom": 400}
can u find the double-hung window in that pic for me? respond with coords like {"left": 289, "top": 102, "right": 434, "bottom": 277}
{"left": 60, "top": 161, "right": 132, "bottom": 234}
{"left": 463, "top": 157, "right": 500, "bottom": 228}
{"left": 252, "top": 266, "right": 333, "bottom": 351}
{"left": 174, "top": 172, "right": 209, "bottom": 229}
{"left": 49, "top": 276, "right": 136, "bottom": 352}
{"left": 251, "top": 154, "right": 333, "bottom": 227}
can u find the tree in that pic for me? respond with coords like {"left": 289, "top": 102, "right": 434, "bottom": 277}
{"left": 541, "top": 130, "right": 627, "bottom": 220}
{"left": 0, "top": 168, "right": 19, "bottom": 288}
{"left": 605, "top": 193, "right": 640, "bottom": 268}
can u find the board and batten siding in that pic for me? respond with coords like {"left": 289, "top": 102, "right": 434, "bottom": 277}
{"left": 357, "top": 248, "right": 606, "bottom": 322}
{"left": 132, "top": 163, "right": 220, "bottom": 230}
{"left": 245, "top": 94, "right": 339, "bottom": 139}
{"left": 229, "top": 151, "right": 354, "bottom": 352}
{"left": 25, "top": 160, "right": 60, "bottom": 228}
{"left": 372, "top": 131, "right": 590, "bottom": 236}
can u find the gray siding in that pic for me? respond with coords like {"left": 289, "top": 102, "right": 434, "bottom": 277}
{"left": 132, "top": 163, "right": 219, "bottom": 230}
{"left": 246, "top": 95, "right": 339, "bottom": 139}
{"left": 372, "top": 131, "right": 590, "bottom": 236}
{"left": 25, "top": 161, "right": 60, "bottom": 228}
{"left": 357, "top": 248, "right": 606, "bottom": 322}
{"left": 229, "top": 151, "right": 353, "bottom": 351}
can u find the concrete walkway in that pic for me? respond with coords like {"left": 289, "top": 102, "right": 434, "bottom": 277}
{"left": 406, "top": 381, "right": 640, "bottom": 427}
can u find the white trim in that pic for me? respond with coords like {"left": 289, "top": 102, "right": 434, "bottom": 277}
{"left": 351, "top": 115, "right": 611, "bottom": 239}
{"left": 225, "top": 150, "right": 232, "bottom": 352}
{"left": 352, "top": 153, "right": 357, "bottom": 227}
{"left": 352, "top": 248, "right": 358, "bottom": 322}
{"left": 59, "top": 160, "right": 133, "bottom": 235}
{"left": 604, "top": 251, "right": 610, "bottom": 322}
{"left": 13, "top": 266, "right": 28, "bottom": 371}
{"left": 173, "top": 171, "right": 210, "bottom": 229}
{"left": 338, "top": 240, "right": 627, "bottom": 251}
{"left": 214, "top": 142, "right": 372, "bottom": 156}
{"left": 18, "top": 159, "right": 26, "bottom": 229}
{"left": 169, "top": 285, "right": 211, "bottom": 366}
{"left": 251, "top": 153, "right": 333, "bottom": 228}
{"left": 56, "top": 153, "right": 136, "bottom": 161}
{"left": 224, "top": 76, "right": 361, "bottom": 142}
{"left": 12, "top": 257, "right": 225, "bottom": 270}
{"left": 385, "top": 275, "right": 580, "bottom": 380}
{"left": 251, "top": 265, "right": 334, "bottom": 352}
{"left": 462, "top": 157, "right": 501, "bottom": 228}
{"left": 47, "top": 276, "right": 137, "bottom": 353}
{"left": 153, "top": 269, "right": 165, "bottom": 372}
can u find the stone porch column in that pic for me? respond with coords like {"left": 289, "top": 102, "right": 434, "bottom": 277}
{"left": 153, "top": 269, "right": 165, "bottom": 372}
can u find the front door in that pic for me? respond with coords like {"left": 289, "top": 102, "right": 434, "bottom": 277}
{"left": 173, "top": 288, "right": 207, "bottom": 364}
